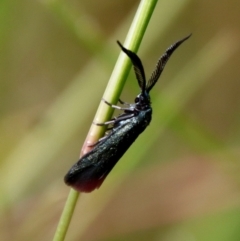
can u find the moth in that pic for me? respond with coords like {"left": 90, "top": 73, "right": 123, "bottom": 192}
{"left": 64, "top": 35, "right": 191, "bottom": 192}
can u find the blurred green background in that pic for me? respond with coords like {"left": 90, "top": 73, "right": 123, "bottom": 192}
{"left": 1, "top": 0, "right": 240, "bottom": 240}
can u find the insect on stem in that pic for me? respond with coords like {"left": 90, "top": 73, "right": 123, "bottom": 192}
{"left": 64, "top": 34, "right": 191, "bottom": 193}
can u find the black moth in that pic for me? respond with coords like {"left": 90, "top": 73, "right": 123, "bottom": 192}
{"left": 64, "top": 35, "right": 191, "bottom": 192}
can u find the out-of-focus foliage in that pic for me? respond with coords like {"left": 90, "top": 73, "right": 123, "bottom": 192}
{"left": 1, "top": 0, "right": 240, "bottom": 240}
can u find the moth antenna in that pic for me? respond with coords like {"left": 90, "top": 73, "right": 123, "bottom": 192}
{"left": 146, "top": 34, "right": 191, "bottom": 93}
{"left": 117, "top": 41, "right": 146, "bottom": 93}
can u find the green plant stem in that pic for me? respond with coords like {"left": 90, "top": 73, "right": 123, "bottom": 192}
{"left": 52, "top": 0, "right": 158, "bottom": 240}
{"left": 81, "top": 0, "right": 159, "bottom": 153}
{"left": 52, "top": 190, "right": 79, "bottom": 241}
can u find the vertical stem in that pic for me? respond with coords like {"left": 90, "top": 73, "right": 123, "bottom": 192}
{"left": 82, "top": 0, "right": 159, "bottom": 154}
{"left": 52, "top": 190, "right": 79, "bottom": 241}
{"left": 52, "top": 0, "right": 159, "bottom": 240}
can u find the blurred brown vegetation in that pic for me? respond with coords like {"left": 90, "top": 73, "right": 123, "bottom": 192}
{"left": 1, "top": 0, "right": 240, "bottom": 240}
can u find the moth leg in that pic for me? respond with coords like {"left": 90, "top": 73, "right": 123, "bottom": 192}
{"left": 93, "top": 112, "right": 135, "bottom": 127}
{"left": 114, "top": 113, "right": 135, "bottom": 123}
{"left": 93, "top": 98, "right": 135, "bottom": 126}
{"left": 93, "top": 117, "right": 117, "bottom": 126}
{"left": 118, "top": 99, "right": 130, "bottom": 106}
{"left": 102, "top": 98, "right": 133, "bottom": 111}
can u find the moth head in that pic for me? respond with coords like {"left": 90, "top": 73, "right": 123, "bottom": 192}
{"left": 134, "top": 91, "right": 151, "bottom": 110}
